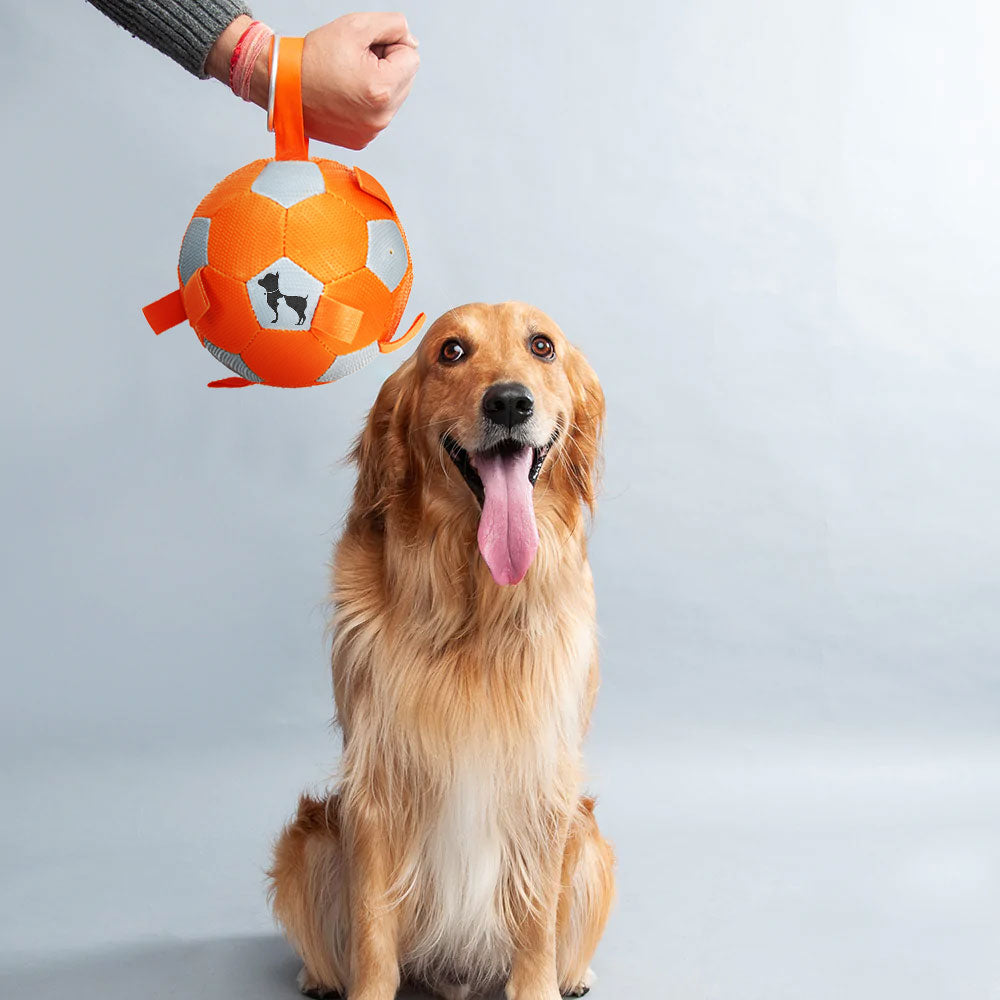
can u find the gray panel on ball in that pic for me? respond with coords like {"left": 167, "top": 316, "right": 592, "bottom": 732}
{"left": 366, "top": 219, "right": 408, "bottom": 292}
{"left": 178, "top": 217, "right": 210, "bottom": 285}
{"left": 315, "top": 340, "right": 380, "bottom": 383}
{"left": 250, "top": 161, "right": 325, "bottom": 208}
{"left": 201, "top": 338, "right": 263, "bottom": 383}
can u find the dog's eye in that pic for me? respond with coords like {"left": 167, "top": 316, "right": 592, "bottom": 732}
{"left": 530, "top": 335, "right": 555, "bottom": 361}
{"left": 440, "top": 340, "right": 466, "bottom": 364}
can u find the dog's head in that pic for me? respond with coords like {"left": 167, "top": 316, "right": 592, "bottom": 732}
{"left": 351, "top": 302, "right": 604, "bottom": 586}
{"left": 257, "top": 272, "right": 280, "bottom": 292}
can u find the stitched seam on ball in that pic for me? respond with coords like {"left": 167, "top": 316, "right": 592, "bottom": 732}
{"left": 309, "top": 329, "right": 339, "bottom": 360}
{"left": 324, "top": 263, "right": 370, "bottom": 288}
{"left": 239, "top": 210, "right": 293, "bottom": 356}
{"left": 200, "top": 265, "right": 265, "bottom": 365}
{"left": 317, "top": 182, "right": 371, "bottom": 222}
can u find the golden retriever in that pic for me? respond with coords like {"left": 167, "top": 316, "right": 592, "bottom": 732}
{"left": 269, "top": 302, "right": 615, "bottom": 1000}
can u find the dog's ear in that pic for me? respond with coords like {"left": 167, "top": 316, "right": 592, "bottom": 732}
{"left": 558, "top": 345, "right": 605, "bottom": 514}
{"left": 349, "top": 356, "right": 418, "bottom": 526}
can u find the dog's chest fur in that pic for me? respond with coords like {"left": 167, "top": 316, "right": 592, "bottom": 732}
{"left": 402, "top": 610, "right": 596, "bottom": 979}
{"left": 415, "top": 752, "right": 505, "bottom": 971}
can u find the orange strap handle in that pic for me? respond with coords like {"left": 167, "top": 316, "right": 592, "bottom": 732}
{"left": 274, "top": 37, "right": 308, "bottom": 161}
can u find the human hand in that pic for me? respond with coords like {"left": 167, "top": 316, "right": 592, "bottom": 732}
{"left": 302, "top": 13, "right": 419, "bottom": 149}
{"left": 207, "top": 13, "right": 419, "bottom": 150}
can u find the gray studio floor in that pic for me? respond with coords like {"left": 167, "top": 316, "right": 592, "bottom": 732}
{"left": 3, "top": 722, "right": 999, "bottom": 1000}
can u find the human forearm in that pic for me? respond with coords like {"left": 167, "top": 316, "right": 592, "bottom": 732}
{"left": 204, "top": 13, "right": 270, "bottom": 107}
{"left": 86, "top": 0, "right": 251, "bottom": 77}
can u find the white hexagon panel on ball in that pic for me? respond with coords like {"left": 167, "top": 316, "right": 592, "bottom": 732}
{"left": 247, "top": 258, "right": 323, "bottom": 330}
{"left": 250, "top": 161, "right": 326, "bottom": 208}
{"left": 366, "top": 219, "right": 408, "bottom": 292}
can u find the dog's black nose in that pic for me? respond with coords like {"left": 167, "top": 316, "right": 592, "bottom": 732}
{"left": 482, "top": 382, "right": 534, "bottom": 428}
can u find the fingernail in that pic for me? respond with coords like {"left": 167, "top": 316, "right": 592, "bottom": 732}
{"left": 407, "top": 32, "right": 419, "bottom": 46}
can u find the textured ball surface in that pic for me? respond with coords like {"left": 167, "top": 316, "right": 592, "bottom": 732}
{"left": 176, "top": 158, "right": 414, "bottom": 387}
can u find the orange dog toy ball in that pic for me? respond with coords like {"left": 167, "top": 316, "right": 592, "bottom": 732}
{"left": 141, "top": 37, "right": 424, "bottom": 388}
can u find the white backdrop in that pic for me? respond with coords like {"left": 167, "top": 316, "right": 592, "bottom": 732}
{"left": 2, "top": 1, "right": 999, "bottom": 997}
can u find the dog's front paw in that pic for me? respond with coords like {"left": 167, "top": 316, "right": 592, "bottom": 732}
{"left": 561, "top": 966, "right": 595, "bottom": 997}
{"left": 297, "top": 966, "right": 342, "bottom": 999}
{"left": 505, "top": 983, "right": 561, "bottom": 1000}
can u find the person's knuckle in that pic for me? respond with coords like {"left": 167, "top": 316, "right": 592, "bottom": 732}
{"left": 366, "top": 83, "right": 394, "bottom": 108}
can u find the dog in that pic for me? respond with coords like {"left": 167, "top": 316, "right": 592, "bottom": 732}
{"left": 269, "top": 302, "right": 615, "bottom": 1000}
{"left": 257, "top": 271, "right": 309, "bottom": 325}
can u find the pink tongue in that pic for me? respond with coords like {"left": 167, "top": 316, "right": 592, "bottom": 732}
{"left": 472, "top": 446, "right": 538, "bottom": 586}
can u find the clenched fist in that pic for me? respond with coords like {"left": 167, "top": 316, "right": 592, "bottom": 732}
{"left": 208, "top": 12, "right": 420, "bottom": 150}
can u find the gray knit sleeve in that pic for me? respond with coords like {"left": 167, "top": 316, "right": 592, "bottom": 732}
{"left": 86, "top": 0, "right": 253, "bottom": 78}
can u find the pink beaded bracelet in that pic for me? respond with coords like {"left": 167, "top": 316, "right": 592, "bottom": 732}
{"left": 229, "top": 19, "right": 273, "bottom": 103}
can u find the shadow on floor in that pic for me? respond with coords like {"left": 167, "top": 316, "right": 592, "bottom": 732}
{"left": 0, "top": 934, "right": 463, "bottom": 1000}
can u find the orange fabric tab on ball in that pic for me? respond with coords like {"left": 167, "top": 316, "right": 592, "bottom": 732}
{"left": 380, "top": 311, "right": 426, "bottom": 353}
{"left": 311, "top": 294, "right": 366, "bottom": 354}
{"left": 352, "top": 167, "right": 395, "bottom": 210}
{"left": 207, "top": 376, "right": 256, "bottom": 388}
{"left": 182, "top": 267, "right": 211, "bottom": 325}
{"left": 142, "top": 289, "right": 186, "bottom": 334}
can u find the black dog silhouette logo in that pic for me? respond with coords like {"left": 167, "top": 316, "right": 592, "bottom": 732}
{"left": 256, "top": 271, "right": 309, "bottom": 325}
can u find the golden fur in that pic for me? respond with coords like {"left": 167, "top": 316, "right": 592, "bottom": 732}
{"left": 269, "top": 302, "right": 615, "bottom": 1000}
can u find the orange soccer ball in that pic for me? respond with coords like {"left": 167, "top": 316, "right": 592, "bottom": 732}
{"left": 142, "top": 35, "right": 423, "bottom": 389}
{"left": 144, "top": 156, "right": 424, "bottom": 388}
